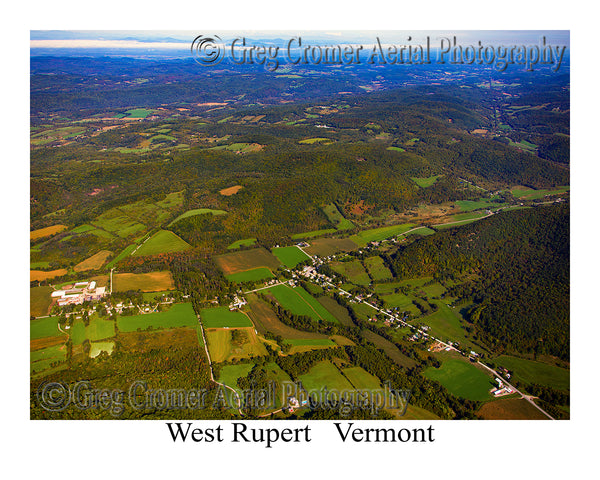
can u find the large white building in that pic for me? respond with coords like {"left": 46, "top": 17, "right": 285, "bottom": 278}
{"left": 51, "top": 280, "right": 106, "bottom": 306}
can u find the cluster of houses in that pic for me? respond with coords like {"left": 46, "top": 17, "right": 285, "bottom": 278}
{"left": 51, "top": 281, "right": 106, "bottom": 307}
{"left": 491, "top": 377, "right": 515, "bottom": 397}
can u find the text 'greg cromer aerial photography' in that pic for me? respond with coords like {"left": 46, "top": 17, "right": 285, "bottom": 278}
{"left": 30, "top": 30, "right": 570, "bottom": 421}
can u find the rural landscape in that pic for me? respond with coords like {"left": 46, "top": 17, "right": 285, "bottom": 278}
{"left": 30, "top": 32, "right": 569, "bottom": 420}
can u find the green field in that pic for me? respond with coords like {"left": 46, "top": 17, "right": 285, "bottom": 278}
{"left": 272, "top": 246, "right": 310, "bottom": 268}
{"left": 387, "top": 146, "right": 406, "bottom": 152}
{"left": 510, "top": 185, "right": 570, "bottom": 200}
{"left": 364, "top": 256, "right": 393, "bottom": 281}
{"left": 200, "top": 307, "right": 254, "bottom": 328}
{"left": 227, "top": 238, "right": 257, "bottom": 249}
{"left": 125, "top": 108, "right": 153, "bottom": 118}
{"left": 264, "top": 284, "right": 338, "bottom": 323}
{"left": 89, "top": 341, "right": 115, "bottom": 358}
{"left": 106, "top": 244, "right": 136, "bottom": 269}
{"left": 455, "top": 199, "right": 502, "bottom": 212}
{"left": 298, "top": 137, "right": 331, "bottom": 144}
{"left": 342, "top": 367, "right": 382, "bottom": 390}
{"left": 424, "top": 358, "right": 493, "bottom": 401}
{"left": 31, "top": 344, "right": 67, "bottom": 374}
{"left": 206, "top": 327, "right": 267, "bottom": 362}
{"left": 69, "top": 316, "right": 116, "bottom": 345}
{"left": 290, "top": 228, "right": 337, "bottom": 240}
{"left": 298, "top": 361, "right": 354, "bottom": 392}
{"left": 411, "top": 175, "right": 443, "bottom": 187}
{"left": 218, "top": 363, "right": 255, "bottom": 395}
{"left": 284, "top": 338, "right": 336, "bottom": 347}
{"left": 351, "top": 223, "right": 415, "bottom": 244}
{"left": 31, "top": 316, "right": 63, "bottom": 340}
{"left": 169, "top": 208, "right": 227, "bottom": 225}
{"left": 435, "top": 211, "right": 491, "bottom": 228}
{"left": 420, "top": 301, "right": 473, "bottom": 348}
{"left": 30, "top": 286, "right": 54, "bottom": 317}
{"left": 331, "top": 259, "right": 371, "bottom": 286}
{"left": 404, "top": 226, "right": 436, "bottom": 236}
{"left": 91, "top": 208, "right": 146, "bottom": 238}
{"left": 322, "top": 203, "right": 354, "bottom": 230}
{"left": 133, "top": 230, "right": 191, "bottom": 256}
{"left": 495, "top": 355, "right": 570, "bottom": 391}
{"left": 316, "top": 296, "right": 355, "bottom": 326}
{"left": 117, "top": 303, "right": 198, "bottom": 332}
{"left": 225, "top": 267, "right": 275, "bottom": 283}
{"left": 71, "top": 224, "right": 96, "bottom": 234}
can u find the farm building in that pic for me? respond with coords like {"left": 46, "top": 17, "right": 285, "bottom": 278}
{"left": 51, "top": 280, "right": 106, "bottom": 306}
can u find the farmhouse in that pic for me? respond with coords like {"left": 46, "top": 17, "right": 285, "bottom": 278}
{"left": 51, "top": 280, "right": 106, "bottom": 306}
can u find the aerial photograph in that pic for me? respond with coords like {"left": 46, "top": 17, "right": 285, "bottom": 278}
{"left": 30, "top": 29, "right": 570, "bottom": 421}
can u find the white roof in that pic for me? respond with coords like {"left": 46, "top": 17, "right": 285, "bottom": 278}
{"left": 51, "top": 290, "right": 65, "bottom": 297}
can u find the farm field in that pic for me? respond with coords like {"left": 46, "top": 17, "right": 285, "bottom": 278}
{"left": 117, "top": 303, "right": 198, "bottom": 332}
{"left": 411, "top": 175, "right": 443, "bottom": 187}
{"left": 435, "top": 211, "right": 491, "bottom": 228}
{"left": 74, "top": 250, "right": 112, "bottom": 272}
{"left": 92, "top": 208, "right": 146, "bottom": 238}
{"left": 404, "top": 226, "right": 436, "bottom": 236}
{"left": 30, "top": 344, "right": 67, "bottom": 374}
{"left": 477, "top": 397, "right": 548, "bottom": 420}
{"left": 322, "top": 203, "right": 354, "bottom": 230}
{"left": 30, "top": 286, "right": 54, "bottom": 317}
{"left": 380, "top": 293, "right": 419, "bottom": 314}
{"left": 330, "top": 259, "right": 371, "bottom": 285}
{"left": 215, "top": 247, "right": 281, "bottom": 275}
{"left": 362, "top": 330, "right": 416, "bottom": 368}
{"left": 89, "top": 341, "right": 115, "bottom": 358}
{"left": 424, "top": 358, "right": 493, "bottom": 401}
{"left": 227, "top": 238, "right": 257, "bottom": 249}
{"left": 263, "top": 284, "right": 338, "bottom": 324}
{"left": 116, "top": 327, "right": 199, "bottom": 352}
{"left": 112, "top": 271, "right": 174, "bottom": 292}
{"left": 30, "top": 224, "right": 67, "bottom": 240}
{"left": 106, "top": 244, "right": 136, "bottom": 269}
{"left": 510, "top": 185, "right": 570, "bottom": 200}
{"left": 31, "top": 316, "right": 64, "bottom": 340}
{"left": 303, "top": 237, "right": 358, "bottom": 257}
{"left": 298, "top": 360, "right": 354, "bottom": 392}
{"left": 364, "top": 256, "right": 393, "bottom": 281}
{"left": 342, "top": 367, "right": 382, "bottom": 390}
{"left": 455, "top": 199, "right": 503, "bottom": 212}
{"left": 206, "top": 327, "right": 268, "bottom": 362}
{"left": 169, "top": 208, "right": 227, "bottom": 225}
{"left": 351, "top": 223, "right": 415, "bottom": 245}
{"left": 316, "top": 296, "right": 355, "bottom": 326}
{"left": 30, "top": 269, "right": 68, "bottom": 282}
{"left": 219, "top": 185, "right": 243, "bottom": 196}
{"left": 200, "top": 306, "right": 253, "bottom": 328}
{"left": 218, "top": 363, "right": 255, "bottom": 394}
{"left": 69, "top": 316, "right": 116, "bottom": 345}
{"left": 225, "top": 267, "right": 275, "bottom": 283}
{"left": 246, "top": 294, "right": 328, "bottom": 340}
{"left": 291, "top": 228, "right": 336, "bottom": 239}
{"left": 133, "top": 230, "right": 191, "bottom": 256}
{"left": 399, "top": 405, "right": 441, "bottom": 420}
{"left": 419, "top": 301, "right": 473, "bottom": 348}
{"left": 495, "top": 355, "right": 570, "bottom": 391}
{"left": 271, "top": 246, "right": 310, "bottom": 268}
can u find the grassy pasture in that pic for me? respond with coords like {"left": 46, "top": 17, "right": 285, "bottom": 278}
{"left": 106, "top": 244, "right": 136, "bottom": 269}
{"left": 71, "top": 224, "right": 96, "bottom": 234}
{"left": 117, "top": 303, "right": 198, "bottom": 332}
{"left": 125, "top": 108, "right": 153, "bottom": 118}
{"left": 113, "top": 271, "right": 174, "bottom": 292}
{"left": 361, "top": 330, "right": 416, "bottom": 368}
{"left": 298, "top": 137, "right": 331, "bottom": 144}
{"left": 290, "top": 229, "right": 337, "bottom": 240}
{"left": 298, "top": 361, "right": 353, "bottom": 392}
{"left": 455, "top": 199, "right": 501, "bottom": 212}
{"left": 316, "top": 296, "right": 355, "bottom": 327}
{"left": 364, "top": 256, "right": 393, "bottom": 281}
{"left": 331, "top": 260, "right": 371, "bottom": 286}
{"left": 342, "top": 367, "right": 382, "bottom": 390}
{"left": 218, "top": 363, "right": 255, "bottom": 394}
{"left": 74, "top": 250, "right": 112, "bottom": 272}
{"left": 420, "top": 301, "right": 472, "bottom": 348}
{"left": 272, "top": 246, "right": 310, "bottom": 268}
{"left": 30, "top": 286, "right": 54, "bottom": 317}
{"left": 424, "top": 358, "right": 493, "bottom": 401}
{"left": 69, "top": 316, "right": 116, "bottom": 345}
{"left": 351, "top": 223, "right": 415, "bottom": 244}
{"left": 404, "top": 226, "right": 435, "bottom": 236}
{"left": 387, "top": 146, "right": 406, "bottom": 152}
{"left": 169, "top": 208, "right": 227, "bottom": 225}
{"left": 206, "top": 327, "right": 267, "bottom": 363}
{"left": 322, "top": 203, "right": 354, "bottom": 230}
{"left": 247, "top": 294, "right": 328, "bottom": 340}
{"left": 31, "top": 316, "right": 64, "bottom": 340}
{"left": 495, "top": 355, "right": 569, "bottom": 391}
{"left": 225, "top": 267, "right": 275, "bottom": 283}
{"left": 510, "top": 185, "right": 570, "bottom": 200}
{"left": 227, "top": 238, "right": 257, "bottom": 249}
{"left": 200, "top": 307, "right": 253, "bottom": 328}
{"left": 264, "top": 284, "right": 338, "bottom": 324}
{"left": 411, "top": 175, "right": 443, "bottom": 188}
{"left": 133, "top": 230, "right": 191, "bottom": 256}
{"left": 304, "top": 237, "right": 358, "bottom": 257}
{"left": 215, "top": 247, "right": 281, "bottom": 275}
{"left": 92, "top": 209, "right": 146, "bottom": 238}
{"left": 30, "top": 344, "right": 67, "bottom": 374}
{"left": 30, "top": 224, "right": 68, "bottom": 240}
{"left": 89, "top": 342, "right": 114, "bottom": 358}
